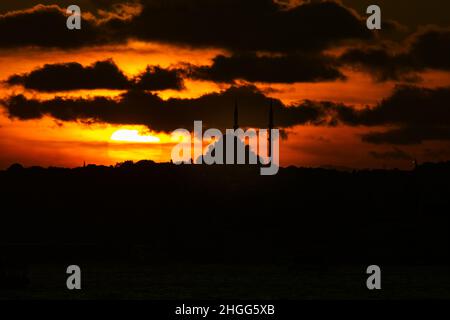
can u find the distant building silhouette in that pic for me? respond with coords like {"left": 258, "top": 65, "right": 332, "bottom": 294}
{"left": 268, "top": 99, "right": 274, "bottom": 159}
{"left": 201, "top": 99, "right": 274, "bottom": 165}
{"left": 413, "top": 158, "right": 419, "bottom": 170}
{"left": 233, "top": 99, "right": 239, "bottom": 131}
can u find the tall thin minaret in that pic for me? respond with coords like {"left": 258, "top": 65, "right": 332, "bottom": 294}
{"left": 268, "top": 99, "right": 274, "bottom": 159}
{"left": 233, "top": 99, "right": 239, "bottom": 130}
{"left": 231, "top": 100, "right": 239, "bottom": 164}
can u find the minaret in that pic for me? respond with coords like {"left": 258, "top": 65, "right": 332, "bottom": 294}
{"left": 268, "top": 100, "right": 274, "bottom": 159}
{"left": 233, "top": 100, "right": 239, "bottom": 130}
{"left": 233, "top": 100, "right": 239, "bottom": 164}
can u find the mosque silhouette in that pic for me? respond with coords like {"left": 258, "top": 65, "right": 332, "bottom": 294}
{"left": 197, "top": 100, "right": 275, "bottom": 165}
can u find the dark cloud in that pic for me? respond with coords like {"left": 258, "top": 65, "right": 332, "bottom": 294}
{"left": 0, "top": 1, "right": 387, "bottom": 89}
{"left": 7, "top": 51, "right": 344, "bottom": 92}
{"left": 188, "top": 53, "right": 345, "bottom": 83}
{"left": 362, "top": 127, "right": 450, "bottom": 145}
{"left": 135, "top": 66, "right": 184, "bottom": 91}
{"left": 3, "top": 83, "right": 450, "bottom": 145}
{"left": 5, "top": 60, "right": 184, "bottom": 92}
{"left": 0, "top": 1, "right": 374, "bottom": 88}
{"left": 1, "top": 86, "right": 334, "bottom": 132}
{"left": 337, "top": 86, "right": 450, "bottom": 128}
{"left": 0, "top": 4, "right": 130, "bottom": 49}
{"left": 340, "top": 28, "right": 450, "bottom": 81}
{"left": 0, "top": 1, "right": 372, "bottom": 51}
{"left": 133, "top": 0, "right": 371, "bottom": 53}
{"left": 341, "top": 0, "right": 450, "bottom": 29}
{"left": 339, "top": 48, "right": 416, "bottom": 82}
{"left": 3, "top": 79, "right": 450, "bottom": 147}
{"left": 7, "top": 59, "right": 129, "bottom": 92}
{"left": 409, "top": 28, "right": 450, "bottom": 70}
{"left": 369, "top": 147, "right": 413, "bottom": 160}
{"left": 338, "top": 85, "right": 450, "bottom": 145}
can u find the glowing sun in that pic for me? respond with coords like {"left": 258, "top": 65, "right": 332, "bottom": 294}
{"left": 110, "top": 129, "right": 160, "bottom": 143}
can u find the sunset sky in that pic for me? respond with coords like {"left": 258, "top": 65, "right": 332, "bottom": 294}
{"left": 0, "top": 0, "right": 449, "bottom": 169}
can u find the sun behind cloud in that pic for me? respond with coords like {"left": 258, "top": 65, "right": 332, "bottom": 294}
{"left": 111, "top": 129, "right": 160, "bottom": 143}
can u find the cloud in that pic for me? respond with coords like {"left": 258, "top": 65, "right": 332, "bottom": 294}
{"left": 337, "top": 86, "right": 450, "bottom": 128}
{"left": 0, "top": 4, "right": 130, "bottom": 49}
{"left": 338, "top": 85, "right": 450, "bottom": 145}
{"left": 339, "top": 48, "right": 416, "bottom": 82}
{"left": 409, "top": 28, "right": 450, "bottom": 70}
{"left": 362, "top": 127, "right": 450, "bottom": 145}
{"left": 8, "top": 53, "right": 345, "bottom": 91}
{"left": 1, "top": 85, "right": 334, "bottom": 132}
{"left": 132, "top": 0, "right": 371, "bottom": 53}
{"left": 135, "top": 66, "right": 184, "bottom": 91}
{"left": 0, "top": 1, "right": 372, "bottom": 52}
{"left": 340, "top": 28, "right": 450, "bottom": 81}
{"left": 7, "top": 59, "right": 129, "bottom": 92}
{"left": 341, "top": 0, "right": 450, "bottom": 30}
{"left": 188, "top": 53, "right": 345, "bottom": 83}
{"left": 5, "top": 59, "right": 184, "bottom": 92}
{"left": 0, "top": 1, "right": 366, "bottom": 88}
{"left": 0, "top": 1, "right": 396, "bottom": 89}
{"left": 3, "top": 80, "right": 450, "bottom": 145}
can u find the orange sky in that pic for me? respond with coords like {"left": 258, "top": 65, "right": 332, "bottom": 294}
{"left": 1, "top": 41, "right": 450, "bottom": 170}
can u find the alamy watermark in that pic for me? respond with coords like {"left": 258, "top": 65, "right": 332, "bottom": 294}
{"left": 66, "top": 265, "right": 81, "bottom": 290}
{"left": 170, "top": 121, "right": 280, "bottom": 176}
{"left": 366, "top": 5, "right": 381, "bottom": 30}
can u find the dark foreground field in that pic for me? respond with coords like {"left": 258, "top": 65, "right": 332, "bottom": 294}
{"left": 2, "top": 262, "right": 450, "bottom": 300}
{"left": 1, "top": 161, "right": 450, "bottom": 299}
